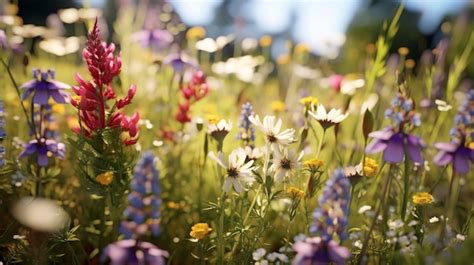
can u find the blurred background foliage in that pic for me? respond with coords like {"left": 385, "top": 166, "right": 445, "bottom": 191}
{"left": 11, "top": 0, "right": 474, "bottom": 77}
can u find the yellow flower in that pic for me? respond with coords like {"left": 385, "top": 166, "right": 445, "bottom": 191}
{"left": 51, "top": 104, "right": 65, "bottom": 115}
{"left": 467, "top": 142, "right": 473, "bottom": 149}
{"left": 277, "top": 54, "right": 290, "bottom": 65}
{"left": 405, "top": 59, "right": 416, "bottom": 69}
{"left": 304, "top": 158, "right": 324, "bottom": 170}
{"left": 398, "top": 47, "right": 409, "bottom": 56}
{"left": 287, "top": 187, "right": 305, "bottom": 199}
{"left": 96, "top": 171, "right": 113, "bottom": 186}
{"left": 294, "top": 43, "right": 310, "bottom": 54}
{"left": 190, "top": 223, "right": 211, "bottom": 240}
{"left": 205, "top": 114, "right": 220, "bottom": 124}
{"left": 271, "top": 100, "right": 286, "bottom": 113}
{"left": 167, "top": 201, "right": 183, "bottom": 210}
{"left": 186, "top": 26, "right": 206, "bottom": 40}
{"left": 362, "top": 157, "right": 379, "bottom": 177}
{"left": 412, "top": 192, "right": 434, "bottom": 206}
{"left": 67, "top": 116, "right": 79, "bottom": 129}
{"left": 299, "top": 96, "right": 319, "bottom": 107}
{"left": 259, "top": 35, "right": 272, "bottom": 47}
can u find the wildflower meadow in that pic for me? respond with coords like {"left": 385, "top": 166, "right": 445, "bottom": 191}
{"left": 0, "top": 2, "right": 473, "bottom": 265}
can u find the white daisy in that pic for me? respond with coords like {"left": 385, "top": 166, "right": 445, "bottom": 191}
{"left": 249, "top": 115, "right": 295, "bottom": 149}
{"left": 208, "top": 148, "right": 256, "bottom": 193}
{"left": 244, "top": 146, "right": 264, "bottom": 161}
{"left": 208, "top": 119, "right": 232, "bottom": 142}
{"left": 309, "top": 104, "right": 349, "bottom": 129}
{"left": 271, "top": 147, "right": 303, "bottom": 182}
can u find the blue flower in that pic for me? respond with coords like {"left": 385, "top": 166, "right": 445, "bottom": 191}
{"left": 434, "top": 90, "right": 474, "bottom": 174}
{"left": 18, "top": 138, "right": 66, "bottom": 167}
{"left": 120, "top": 151, "right": 162, "bottom": 239}
{"left": 310, "top": 169, "right": 350, "bottom": 242}
{"left": 163, "top": 52, "right": 198, "bottom": 73}
{"left": 366, "top": 92, "right": 425, "bottom": 164}
{"left": 20, "top": 69, "right": 70, "bottom": 106}
{"left": 132, "top": 29, "right": 173, "bottom": 50}
{"left": 237, "top": 102, "right": 255, "bottom": 145}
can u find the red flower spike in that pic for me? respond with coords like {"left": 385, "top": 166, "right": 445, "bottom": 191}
{"left": 117, "top": 85, "right": 137, "bottom": 109}
{"left": 174, "top": 71, "right": 209, "bottom": 124}
{"left": 71, "top": 19, "right": 139, "bottom": 146}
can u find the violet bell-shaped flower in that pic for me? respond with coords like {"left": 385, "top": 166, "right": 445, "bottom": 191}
{"left": 21, "top": 69, "right": 70, "bottom": 106}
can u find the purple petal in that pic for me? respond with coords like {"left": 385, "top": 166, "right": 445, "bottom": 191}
{"left": 33, "top": 90, "right": 50, "bottom": 105}
{"left": 366, "top": 139, "right": 387, "bottom": 154}
{"left": 407, "top": 134, "right": 424, "bottom": 164}
{"left": 434, "top": 142, "right": 458, "bottom": 152}
{"left": 19, "top": 141, "right": 38, "bottom": 158}
{"left": 21, "top": 86, "right": 34, "bottom": 100}
{"left": 49, "top": 80, "right": 71, "bottom": 90}
{"left": 368, "top": 128, "right": 394, "bottom": 140}
{"left": 37, "top": 153, "right": 49, "bottom": 167}
{"left": 383, "top": 133, "right": 404, "bottom": 163}
{"left": 327, "top": 241, "right": 351, "bottom": 265}
{"left": 50, "top": 90, "right": 68, "bottom": 104}
{"left": 433, "top": 151, "right": 452, "bottom": 166}
{"left": 20, "top": 80, "right": 38, "bottom": 90}
{"left": 453, "top": 147, "right": 470, "bottom": 174}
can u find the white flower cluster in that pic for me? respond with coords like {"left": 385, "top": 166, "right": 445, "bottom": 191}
{"left": 385, "top": 218, "right": 418, "bottom": 255}
{"left": 252, "top": 247, "right": 289, "bottom": 265}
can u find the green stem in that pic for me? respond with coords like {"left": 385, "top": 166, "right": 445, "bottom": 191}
{"left": 348, "top": 185, "right": 355, "bottom": 217}
{"left": 217, "top": 192, "right": 226, "bottom": 265}
{"left": 1, "top": 58, "right": 36, "bottom": 133}
{"left": 358, "top": 165, "right": 393, "bottom": 265}
{"left": 35, "top": 166, "right": 42, "bottom": 197}
{"left": 447, "top": 168, "right": 458, "bottom": 221}
{"left": 316, "top": 128, "right": 326, "bottom": 158}
{"left": 401, "top": 148, "right": 411, "bottom": 221}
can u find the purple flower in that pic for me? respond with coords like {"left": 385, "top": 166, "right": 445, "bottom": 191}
{"left": 310, "top": 169, "right": 350, "bottom": 241}
{"left": 163, "top": 52, "right": 198, "bottom": 73}
{"left": 120, "top": 151, "right": 161, "bottom": 239}
{"left": 237, "top": 102, "right": 255, "bottom": 145}
{"left": 365, "top": 127, "right": 424, "bottom": 164}
{"left": 21, "top": 69, "right": 70, "bottom": 106}
{"left": 19, "top": 138, "right": 65, "bottom": 167}
{"left": 293, "top": 237, "right": 350, "bottom": 265}
{"left": 433, "top": 90, "right": 473, "bottom": 173}
{"left": 101, "top": 239, "right": 169, "bottom": 265}
{"left": 132, "top": 29, "right": 173, "bottom": 50}
{"left": 433, "top": 142, "right": 473, "bottom": 174}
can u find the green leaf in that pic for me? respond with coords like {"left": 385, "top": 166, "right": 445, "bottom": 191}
{"left": 362, "top": 109, "right": 374, "bottom": 140}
